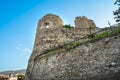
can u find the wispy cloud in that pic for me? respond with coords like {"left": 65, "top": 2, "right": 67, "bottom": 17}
{"left": 23, "top": 48, "right": 31, "bottom": 53}
{"left": 16, "top": 47, "right": 31, "bottom": 53}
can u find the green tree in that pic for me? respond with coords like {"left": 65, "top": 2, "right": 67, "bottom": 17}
{"left": 114, "top": 0, "right": 120, "bottom": 22}
{"left": 17, "top": 75, "right": 25, "bottom": 80}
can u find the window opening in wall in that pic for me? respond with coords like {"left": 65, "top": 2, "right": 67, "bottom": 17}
{"left": 44, "top": 22, "right": 50, "bottom": 28}
{"left": 46, "top": 25, "right": 49, "bottom": 28}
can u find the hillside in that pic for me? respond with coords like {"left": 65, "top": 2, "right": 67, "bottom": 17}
{"left": 0, "top": 69, "right": 26, "bottom": 76}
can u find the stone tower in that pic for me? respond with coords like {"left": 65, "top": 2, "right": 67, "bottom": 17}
{"left": 37, "top": 14, "right": 64, "bottom": 29}
{"left": 74, "top": 16, "right": 96, "bottom": 28}
{"left": 33, "top": 14, "right": 64, "bottom": 55}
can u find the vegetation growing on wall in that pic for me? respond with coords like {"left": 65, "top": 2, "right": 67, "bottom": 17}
{"left": 63, "top": 24, "right": 74, "bottom": 28}
{"left": 90, "top": 29, "right": 120, "bottom": 40}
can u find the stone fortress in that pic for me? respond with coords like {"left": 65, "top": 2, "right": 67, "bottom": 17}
{"left": 32, "top": 14, "right": 96, "bottom": 58}
{"left": 26, "top": 14, "right": 120, "bottom": 80}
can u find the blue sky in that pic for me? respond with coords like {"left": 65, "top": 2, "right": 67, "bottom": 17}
{"left": 0, "top": 0, "right": 116, "bottom": 71}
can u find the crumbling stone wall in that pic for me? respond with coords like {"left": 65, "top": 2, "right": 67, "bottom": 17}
{"left": 26, "top": 14, "right": 100, "bottom": 80}
{"left": 26, "top": 35, "right": 120, "bottom": 80}
{"left": 37, "top": 14, "right": 64, "bottom": 29}
{"left": 32, "top": 14, "right": 97, "bottom": 58}
{"left": 34, "top": 14, "right": 64, "bottom": 54}
{"left": 74, "top": 16, "right": 96, "bottom": 28}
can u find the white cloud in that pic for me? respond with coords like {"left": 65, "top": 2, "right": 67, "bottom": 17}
{"left": 16, "top": 47, "right": 31, "bottom": 53}
{"left": 23, "top": 48, "right": 31, "bottom": 53}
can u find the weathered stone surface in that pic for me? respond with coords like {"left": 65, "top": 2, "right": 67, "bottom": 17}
{"left": 31, "top": 14, "right": 65, "bottom": 59}
{"left": 29, "top": 14, "right": 97, "bottom": 62}
{"left": 38, "top": 14, "right": 64, "bottom": 29}
{"left": 26, "top": 34, "right": 120, "bottom": 80}
{"left": 26, "top": 14, "right": 120, "bottom": 80}
{"left": 74, "top": 16, "right": 96, "bottom": 28}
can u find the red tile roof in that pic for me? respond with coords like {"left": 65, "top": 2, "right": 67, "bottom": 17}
{"left": 0, "top": 74, "right": 8, "bottom": 79}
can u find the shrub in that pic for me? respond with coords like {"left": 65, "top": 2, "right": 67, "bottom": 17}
{"left": 63, "top": 24, "right": 74, "bottom": 28}
{"left": 17, "top": 75, "right": 25, "bottom": 80}
{"left": 92, "top": 31, "right": 112, "bottom": 40}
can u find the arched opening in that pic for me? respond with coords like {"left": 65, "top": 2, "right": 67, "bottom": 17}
{"left": 44, "top": 22, "right": 50, "bottom": 28}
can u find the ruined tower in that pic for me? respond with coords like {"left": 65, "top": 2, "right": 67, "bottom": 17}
{"left": 33, "top": 14, "right": 64, "bottom": 55}
{"left": 74, "top": 16, "right": 96, "bottom": 28}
